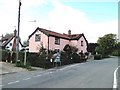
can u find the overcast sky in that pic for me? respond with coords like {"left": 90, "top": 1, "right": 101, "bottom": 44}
{"left": 0, "top": 0, "right": 118, "bottom": 43}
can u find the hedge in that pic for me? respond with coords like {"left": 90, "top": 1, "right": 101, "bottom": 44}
{"left": 1, "top": 49, "right": 88, "bottom": 69}
{"left": 94, "top": 54, "right": 102, "bottom": 60}
{"left": 26, "top": 53, "right": 53, "bottom": 69}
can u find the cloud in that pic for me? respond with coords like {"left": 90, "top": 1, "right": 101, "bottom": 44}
{"left": 0, "top": 0, "right": 47, "bottom": 42}
{"left": 47, "top": 0, "right": 118, "bottom": 43}
{"left": 0, "top": 0, "right": 18, "bottom": 34}
{"left": 88, "top": 20, "right": 118, "bottom": 42}
{"left": 0, "top": 0, "right": 118, "bottom": 43}
{"left": 48, "top": 0, "right": 91, "bottom": 32}
{"left": 54, "top": 0, "right": 118, "bottom": 2}
{"left": 21, "top": 0, "right": 47, "bottom": 10}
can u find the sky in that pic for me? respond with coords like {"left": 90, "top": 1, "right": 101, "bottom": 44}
{"left": 0, "top": 0, "right": 119, "bottom": 43}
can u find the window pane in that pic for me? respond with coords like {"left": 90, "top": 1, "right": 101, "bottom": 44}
{"left": 81, "top": 41, "right": 83, "bottom": 46}
{"left": 35, "top": 34, "right": 41, "bottom": 42}
{"left": 10, "top": 43, "right": 12, "bottom": 46}
{"left": 55, "top": 37, "right": 60, "bottom": 45}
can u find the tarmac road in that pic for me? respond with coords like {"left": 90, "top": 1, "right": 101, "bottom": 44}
{"left": 1, "top": 57, "right": 118, "bottom": 88}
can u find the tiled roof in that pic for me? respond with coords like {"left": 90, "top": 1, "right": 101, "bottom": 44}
{"left": 29, "top": 27, "right": 83, "bottom": 40}
{"left": 40, "top": 28, "right": 70, "bottom": 39}
{"left": 2, "top": 35, "right": 14, "bottom": 47}
{"left": 2, "top": 35, "right": 25, "bottom": 48}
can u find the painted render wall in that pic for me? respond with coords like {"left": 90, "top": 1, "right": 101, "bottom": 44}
{"left": 5, "top": 38, "right": 23, "bottom": 51}
{"left": 29, "top": 30, "right": 48, "bottom": 53}
{"left": 29, "top": 31, "right": 88, "bottom": 53}
{"left": 69, "top": 36, "right": 87, "bottom": 53}
{"left": 77, "top": 36, "right": 87, "bottom": 53}
{"left": 49, "top": 36, "right": 70, "bottom": 51}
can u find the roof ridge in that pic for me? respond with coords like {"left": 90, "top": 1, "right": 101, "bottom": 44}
{"left": 29, "top": 27, "right": 83, "bottom": 40}
{"left": 39, "top": 27, "right": 64, "bottom": 35}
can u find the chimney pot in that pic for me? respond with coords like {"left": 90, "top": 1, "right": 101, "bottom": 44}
{"left": 14, "top": 29, "right": 17, "bottom": 36}
{"left": 68, "top": 30, "right": 71, "bottom": 35}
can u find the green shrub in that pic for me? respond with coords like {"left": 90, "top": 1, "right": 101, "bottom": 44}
{"left": 112, "top": 50, "right": 118, "bottom": 56}
{"left": 119, "top": 50, "right": 120, "bottom": 56}
{"left": 27, "top": 52, "right": 53, "bottom": 69}
{"left": 27, "top": 53, "right": 39, "bottom": 66}
{"left": 2, "top": 49, "right": 9, "bottom": 62}
{"left": 18, "top": 51, "right": 24, "bottom": 61}
{"left": 60, "top": 51, "right": 72, "bottom": 65}
{"left": 71, "top": 53, "right": 80, "bottom": 63}
{"left": 94, "top": 54, "right": 102, "bottom": 60}
{"left": 16, "top": 60, "right": 32, "bottom": 70}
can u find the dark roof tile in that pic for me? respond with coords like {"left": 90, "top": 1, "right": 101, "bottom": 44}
{"left": 29, "top": 27, "right": 83, "bottom": 40}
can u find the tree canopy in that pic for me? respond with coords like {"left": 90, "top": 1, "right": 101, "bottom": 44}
{"left": 95, "top": 33, "right": 117, "bottom": 57}
{"left": 3, "top": 33, "right": 14, "bottom": 39}
{"left": 23, "top": 40, "right": 29, "bottom": 46}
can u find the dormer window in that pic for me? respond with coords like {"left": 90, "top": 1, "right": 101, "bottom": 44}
{"left": 55, "top": 37, "right": 60, "bottom": 45}
{"left": 35, "top": 34, "right": 41, "bottom": 42}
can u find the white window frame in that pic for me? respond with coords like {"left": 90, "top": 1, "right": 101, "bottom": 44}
{"left": 55, "top": 37, "right": 60, "bottom": 45}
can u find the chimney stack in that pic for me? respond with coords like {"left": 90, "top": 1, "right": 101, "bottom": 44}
{"left": 68, "top": 30, "right": 71, "bottom": 35}
{"left": 14, "top": 29, "right": 17, "bottom": 36}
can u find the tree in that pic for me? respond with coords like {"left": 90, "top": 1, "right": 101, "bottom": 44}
{"left": 95, "top": 33, "right": 117, "bottom": 57}
{"left": 2, "top": 33, "right": 14, "bottom": 41}
{"left": 4, "top": 33, "right": 14, "bottom": 38}
{"left": 113, "top": 42, "right": 120, "bottom": 56}
{"left": 23, "top": 40, "right": 29, "bottom": 46}
{"left": 117, "top": 42, "right": 120, "bottom": 56}
{"left": 63, "top": 44, "right": 78, "bottom": 53}
{"left": 39, "top": 43, "right": 47, "bottom": 60}
{"left": 70, "top": 45, "right": 78, "bottom": 53}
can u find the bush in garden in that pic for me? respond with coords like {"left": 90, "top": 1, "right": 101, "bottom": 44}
{"left": 60, "top": 51, "right": 73, "bottom": 65}
{"left": 94, "top": 54, "right": 102, "bottom": 60}
{"left": 27, "top": 53, "right": 39, "bottom": 67}
{"left": 71, "top": 53, "right": 80, "bottom": 63}
{"left": 27, "top": 44, "right": 53, "bottom": 69}
{"left": 16, "top": 60, "right": 32, "bottom": 70}
{"left": 112, "top": 50, "right": 118, "bottom": 56}
{"left": 2, "top": 49, "right": 9, "bottom": 62}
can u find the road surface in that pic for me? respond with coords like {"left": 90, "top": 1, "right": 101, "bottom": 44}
{"left": 1, "top": 57, "right": 118, "bottom": 89}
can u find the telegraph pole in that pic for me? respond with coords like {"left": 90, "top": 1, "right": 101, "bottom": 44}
{"left": 16, "top": 0, "right": 22, "bottom": 63}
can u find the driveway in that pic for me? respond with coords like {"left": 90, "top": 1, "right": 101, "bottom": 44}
{"left": 0, "top": 62, "right": 27, "bottom": 75}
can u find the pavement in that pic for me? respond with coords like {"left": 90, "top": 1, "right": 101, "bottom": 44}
{"left": 0, "top": 62, "right": 26, "bottom": 75}
{"left": 0, "top": 62, "right": 43, "bottom": 75}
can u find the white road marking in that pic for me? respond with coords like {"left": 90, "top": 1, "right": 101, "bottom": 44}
{"left": 59, "top": 64, "right": 79, "bottom": 71}
{"left": 43, "top": 72, "right": 49, "bottom": 75}
{"left": 113, "top": 66, "right": 120, "bottom": 89}
{"left": 49, "top": 72, "right": 53, "bottom": 74}
{"left": 23, "top": 77, "right": 31, "bottom": 80}
{"left": 0, "top": 84, "right": 4, "bottom": 87}
{"left": 8, "top": 81, "right": 20, "bottom": 85}
{"left": 33, "top": 75, "right": 41, "bottom": 77}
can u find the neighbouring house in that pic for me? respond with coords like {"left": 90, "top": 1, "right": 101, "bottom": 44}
{"left": 1, "top": 30, "right": 24, "bottom": 51}
{"left": 29, "top": 27, "right": 88, "bottom": 53}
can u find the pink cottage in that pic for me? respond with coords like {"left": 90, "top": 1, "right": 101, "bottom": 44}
{"left": 29, "top": 27, "right": 88, "bottom": 53}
